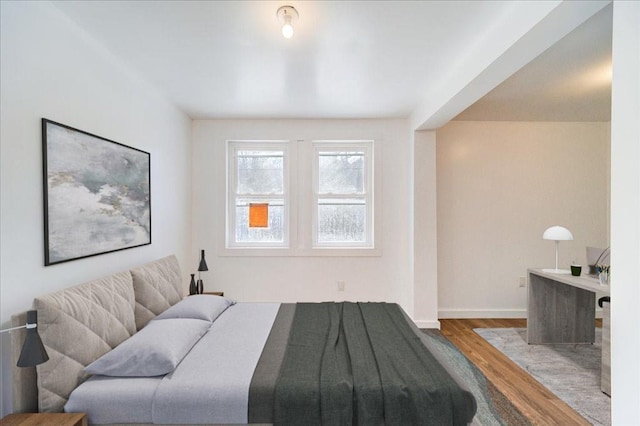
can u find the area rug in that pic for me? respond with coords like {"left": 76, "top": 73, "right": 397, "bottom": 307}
{"left": 421, "top": 329, "right": 531, "bottom": 425}
{"left": 474, "top": 328, "right": 610, "bottom": 426}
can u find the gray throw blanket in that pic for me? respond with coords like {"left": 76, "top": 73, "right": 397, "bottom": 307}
{"left": 273, "top": 302, "right": 474, "bottom": 425}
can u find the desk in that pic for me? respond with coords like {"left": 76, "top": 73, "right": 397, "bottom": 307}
{"left": 527, "top": 268, "right": 609, "bottom": 344}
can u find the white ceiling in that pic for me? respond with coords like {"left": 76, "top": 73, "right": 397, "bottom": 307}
{"left": 454, "top": 4, "right": 612, "bottom": 122}
{"left": 51, "top": 1, "right": 612, "bottom": 123}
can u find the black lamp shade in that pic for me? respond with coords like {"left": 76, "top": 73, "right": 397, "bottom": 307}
{"left": 17, "top": 310, "right": 49, "bottom": 367}
{"left": 198, "top": 249, "right": 208, "bottom": 272}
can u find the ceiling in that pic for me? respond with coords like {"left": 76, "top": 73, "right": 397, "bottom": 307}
{"left": 51, "top": 1, "right": 612, "bottom": 123}
{"left": 454, "top": 4, "right": 612, "bottom": 121}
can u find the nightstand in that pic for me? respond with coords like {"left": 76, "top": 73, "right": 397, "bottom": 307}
{"left": 202, "top": 291, "right": 224, "bottom": 297}
{"left": 0, "top": 413, "right": 87, "bottom": 426}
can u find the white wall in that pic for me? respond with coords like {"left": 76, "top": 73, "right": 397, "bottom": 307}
{"left": 413, "top": 131, "right": 439, "bottom": 328}
{"left": 191, "top": 119, "right": 414, "bottom": 314}
{"left": 436, "top": 121, "right": 610, "bottom": 318}
{"left": 610, "top": 0, "right": 640, "bottom": 422}
{"left": 0, "top": 1, "right": 192, "bottom": 415}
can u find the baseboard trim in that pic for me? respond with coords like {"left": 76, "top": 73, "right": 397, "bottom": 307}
{"left": 413, "top": 319, "right": 441, "bottom": 329}
{"left": 438, "top": 309, "right": 526, "bottom": 319}
{"left": 439, "top": 308, "right": 604, "bottom": 319}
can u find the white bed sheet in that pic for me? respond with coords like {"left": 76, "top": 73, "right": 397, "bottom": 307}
{"left": 65, "top": 376, "right": 161, "bottom": 424}
{"left": 65, "top": 303, "right": 281, "bottom": 425}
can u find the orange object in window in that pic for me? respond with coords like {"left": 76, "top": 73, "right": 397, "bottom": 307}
{"left": 249, "top": 203, "right": 269, "bottom": 228}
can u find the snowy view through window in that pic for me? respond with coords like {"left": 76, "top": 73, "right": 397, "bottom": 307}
{"left": 317, "top": 151, "right": 366, "bottom": 243}
{"left": 228, "top": 140, "right": 373, "bottom": 250}
{"left": 235, "top": 150, "right": 284, "bottom": 243}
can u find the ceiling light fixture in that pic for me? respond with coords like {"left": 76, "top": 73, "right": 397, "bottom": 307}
{"left": 277, "top": 6, "right": 298, "bottom": 39}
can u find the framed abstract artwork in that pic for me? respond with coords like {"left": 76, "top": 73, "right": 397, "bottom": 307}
{"left": 42, "top": 119, "right": 151, "bottom": 265}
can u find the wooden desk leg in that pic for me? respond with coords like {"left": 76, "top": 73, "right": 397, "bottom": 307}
{"left": 527, "top": 273, "right": 596, "bottom": 344}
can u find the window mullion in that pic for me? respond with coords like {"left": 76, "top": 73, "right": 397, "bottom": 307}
{"left": 317, "top": 193, "right": 366, "bottom": 199}
{"left": 236, "top": 193, "right": 284, "bottom": 200}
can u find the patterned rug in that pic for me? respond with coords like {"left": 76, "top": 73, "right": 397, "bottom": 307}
{"left": 421, "top": 329, "right": 531, "bottom": 425}
{"left": 474, "top": 328, "right": 611, "bottom": 426}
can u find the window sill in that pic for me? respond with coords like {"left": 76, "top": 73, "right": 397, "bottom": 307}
{"left": 218, "top": 247, "right": 382, "bottom": 257}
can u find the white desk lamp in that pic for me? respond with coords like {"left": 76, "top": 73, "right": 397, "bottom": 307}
{"left": 542, "top": 225, "right": 574, "bottom": 274}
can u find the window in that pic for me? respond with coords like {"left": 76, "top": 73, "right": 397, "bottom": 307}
{"left": 313, "top": 141, "right": 373, "bottom": 248}
{"left": 227, "top": 141, "right": 289, "bottom": 248}
{"left": 225, "top": 139, "right": 377, "bottom": 254}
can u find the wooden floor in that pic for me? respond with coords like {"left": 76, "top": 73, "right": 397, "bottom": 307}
{"left": 440, "top": 319, "right": 598, "bottom": 426}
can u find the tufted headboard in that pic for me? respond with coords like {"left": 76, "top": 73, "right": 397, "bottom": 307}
{"left": 14, "top": 255, "right": 184, "bottom": 413}
{"left": 130, "top": 255, "right": 183, "bottom": 330}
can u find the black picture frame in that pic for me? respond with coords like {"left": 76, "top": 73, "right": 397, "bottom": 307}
{"left": 42, "top": 119, "right": 151, "bottom": 266}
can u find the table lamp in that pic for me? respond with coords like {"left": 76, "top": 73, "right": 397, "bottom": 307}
{"left": 197, "top": 249, "right": 208, "bottom": 294}
{"left": 542, "top": 225, "right": 574, "bottom": 274}
{"left": 0, "top": 310, "right": 49, "bottom": 367}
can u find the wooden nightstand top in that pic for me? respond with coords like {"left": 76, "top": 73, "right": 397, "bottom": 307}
{"left": 202, "top": 291, "right": 224, "bottom": 297}
{"left": 0, "top": 413, "right": 87, "bottom": 426}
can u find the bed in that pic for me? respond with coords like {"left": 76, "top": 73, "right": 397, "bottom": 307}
{"left": 12, "top": 255, "right": 477, "bottom": 425}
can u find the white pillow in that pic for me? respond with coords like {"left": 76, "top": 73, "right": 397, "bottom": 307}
{"left": 154, "top": 294, "right": 234, "bottom": 322}
{"left": 85, "top": 318, "right": 210, "bottom": 377}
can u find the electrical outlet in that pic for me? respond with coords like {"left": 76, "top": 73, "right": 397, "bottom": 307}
{"left": 337, "top": 280, "right": 345, "bottom": 291}
{"left": 519, "top": 276, "right": 526, "bottom": 288}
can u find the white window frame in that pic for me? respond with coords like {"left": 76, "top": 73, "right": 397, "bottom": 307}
{"left": 312, "top": 141, "right": 374, "bottom": 249}
{"left": 222, "top": 138, "right": 380, "bottom": 257}
{"left": 226, "top": 140, "right": 290, "bottom": 249}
